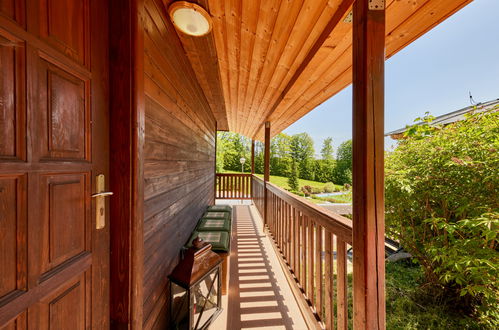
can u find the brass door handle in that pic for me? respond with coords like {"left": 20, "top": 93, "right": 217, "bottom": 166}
{"left": 92, "top": 191, "right": 113, "bottom": 198}
{"left": 94, "top": 174, "right": 111, "bottom": 229}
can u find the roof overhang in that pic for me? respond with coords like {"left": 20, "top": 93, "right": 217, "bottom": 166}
{"left": 166, "top": 0, "right": 474, "bottom": 139}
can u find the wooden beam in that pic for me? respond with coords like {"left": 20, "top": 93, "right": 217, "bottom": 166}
{"left": 109, "top": 0, "right": 144, "bottom": 327}
{"left": 352, "top": 0, "right": 386, "bottom": 329}
{"left": 263, "top": 122, "right": 271, "bottom": 227}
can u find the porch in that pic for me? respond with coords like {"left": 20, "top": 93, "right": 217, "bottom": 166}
{"left": 212, "top": 201, "right": 307, "bottom": 329}
{"left": 211, "top": 175, "right": 354, "bottom": 329}
{"left": 0, "top": 0, "right": 474, "bottom": 329}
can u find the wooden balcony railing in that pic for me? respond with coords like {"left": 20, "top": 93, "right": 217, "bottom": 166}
{"left": 251, "top": 174, "right": 353, "bottom": 329}
{"left": 215, "top": 173, "right": 252, "bottom": 199}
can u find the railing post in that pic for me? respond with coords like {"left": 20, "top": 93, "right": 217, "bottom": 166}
{"left": 251, "top": 139, "right": 255, "bottom": 199}
{"left": 352, "top": 0, "right": 386, "bottom": 329}
{"left": 214, "top": 121, "right": 217, "bottom": 202}
{"left": 263, "top": 122, "right": 271, "bottom": 228}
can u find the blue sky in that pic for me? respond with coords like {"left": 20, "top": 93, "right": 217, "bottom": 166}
{"left": 283, "top": 0, "right": 499, "bottom": 153}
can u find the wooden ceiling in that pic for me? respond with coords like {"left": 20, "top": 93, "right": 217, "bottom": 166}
{"left": 171, "top": 0, "right": 473, "bottom": 139}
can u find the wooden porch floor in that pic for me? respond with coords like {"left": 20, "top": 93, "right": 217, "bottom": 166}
{"left": 211, "top": 201, "right": 307, "bottom": 330}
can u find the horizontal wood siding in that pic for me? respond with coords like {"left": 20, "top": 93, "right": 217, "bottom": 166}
{"left": 142, "top": 0, "right": 216, "bottom": 328}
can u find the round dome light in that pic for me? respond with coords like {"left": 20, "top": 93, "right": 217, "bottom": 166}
{"left": 168, "top": 1, "right": 212, "bottom": 37}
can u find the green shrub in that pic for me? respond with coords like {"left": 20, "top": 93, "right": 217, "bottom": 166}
{"left": 310, "top": 186, "right": 322, "bottom": 194}
{"left": 385, "top": 110, "right": 499, "bottom": 327}
{"left": 323, "top": 182, "right": 335, "bottom": 193}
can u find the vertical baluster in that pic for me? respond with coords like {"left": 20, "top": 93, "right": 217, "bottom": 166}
{"left": 237, "top": 175, "right": 241, "bottom": 199}
{"left": 293, "top": 208, "right": 300, "bottom": 279}
{"left": 231, "top": 176, "right": 234, "bottom": 199}
{"left": 239, "top": 175, "right": 243, "bottom": 199}
{"left": 297, "top": 211, "right": 302, "bottom": 284}
{"left": 222, "top": 176, "right": 225, "bottom": 199}
{"left": 308, "top": 219, "right": 314, "bottom": 302}
{"left": 279, "top": 199, "right": 283, "bottom": 250}
{"left": 302, "top": 215, "right": 307, "bottom": 294}
{"left": 218, "top": 175, "right": 221, "bottom": 199}
{"left": 284, "top": 202, "right": 287, "bottom": 255}
{"left": 236, "top": 175, "right": 239, "bottom": 199}
{"left": 337, "top": 238, "right": 348, "bottom": 330}
{"left": 289, "top": 205, "right": 292, "bottom": 264}
{"left": 245, "top": 175, "right": 248, "bottom": 198}
{"left": 284, "top": 202, "right": 289, "bottom": 259}
{"left": 324, "top": 230, "right": 334, "bottom": 330}
{"left": 272, "top": 194, "right": 275, "bottom": 234}
{"left": 316, "top": 225, "right": 323, "bottom": 318}
{"left": 290, "top": 206, "right": 298, "bottom": 276}
{"left": 276, "top": 198, "right": 281, "bottom": 245}
{"left": 236, "top": 175, "right": 238, "bottom": 199}
{"left": 241, "top": 175, "right": 244, "bottom": 198}
{"left": 282, "top": 202, "right": 287, "bottom": 256}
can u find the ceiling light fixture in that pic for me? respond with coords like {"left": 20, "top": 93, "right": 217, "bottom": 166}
{"left": 168, "top": 1, "right": 212, "bottom": 37}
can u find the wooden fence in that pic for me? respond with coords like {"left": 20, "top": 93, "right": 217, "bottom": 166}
{"left": 215, "top": 173, "right": 252, "bottom": 199}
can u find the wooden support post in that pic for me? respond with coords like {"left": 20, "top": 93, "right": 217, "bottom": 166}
{"left": 214, "top": 121, "right": 217, "bottom": 202}
{"left": 263, "top": 122, "right": 271, "bottom": 227}
{"left": 352, "top": 0, "right": 386, "bottom": 329}
{"left": 250, "top": 139, "right": 255, "bottom": 199}
{"left": 251, "top": 139, "right": 255, "bottom": 174}
{"left": 109, "top": 0, "right": 144, "bottom": 327}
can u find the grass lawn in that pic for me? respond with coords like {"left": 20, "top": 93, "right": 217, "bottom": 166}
{"left": 254, "top": 173, "right": 342, "bottom": 191}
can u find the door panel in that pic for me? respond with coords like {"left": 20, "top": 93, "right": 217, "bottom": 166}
{"left": 0, "top": 175, "right": 27, "bottom": 299}
{"left": 39, "top": 173, "right": 89, "bottom": 274}
{"left": 0, "top": 31, "right": 25, "bottom": 161}
{"left": 36, "top": 55, "right": 89, "bottom": 161}
{"left": 0, "top": 0, "right": 109, "bottom": 328}
{"left": 38, "top": 0, "right": 89, "bottom": 66}
{"left": 0, "top": 0, "right": 24, "bottom": 26}
{"left": 27, "top": 272, "right": 90, "bottom": 329}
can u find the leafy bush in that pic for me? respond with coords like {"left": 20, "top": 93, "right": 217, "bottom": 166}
{"left": 385, "top": 110, "right": 499, "bottom": 327}
{"left": 424, "top": 214, "right": 498, "bottom": 327}
{"left": 301, "top": 185, "right": 312, "bottom": 197}
{"left": 310, "top": 186, "right": 322, "bottom": 194}
{"left": 323, "top": 182, "right": 336, "bottom": 193}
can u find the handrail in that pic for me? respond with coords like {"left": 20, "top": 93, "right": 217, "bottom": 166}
{"left": 216, "top": 173, "right": 252, "bottom": 177}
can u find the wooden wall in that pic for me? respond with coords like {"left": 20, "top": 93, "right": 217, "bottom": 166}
{"left": 142, "top": 0, "right": 217, "bottom": 328}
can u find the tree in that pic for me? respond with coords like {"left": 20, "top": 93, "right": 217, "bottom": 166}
{"left": 288, "top": 160, "right": 300, "bottom": 192}
{"left": 290, "top": 133, "right": 315, "bottom": 180}
{"left": 321, "top": 137, "right": 334, "bottom": 160}
{"left": 270, "top": 133, "right": 292, "bottom": 176}
{"left": 385, "top": 110, "right": 499, "bottom": 326}
{"left": 333, "top": 139, "right": 352, "bottom": 185}
{"left": 218, "top": 132, "right": 251, "bottom": 172}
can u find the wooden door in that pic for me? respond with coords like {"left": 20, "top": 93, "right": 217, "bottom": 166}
{"left": 0, "top": 0, "right": 110, "bottom": 328}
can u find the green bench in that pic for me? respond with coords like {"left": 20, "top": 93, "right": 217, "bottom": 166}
{"left": 185, "top": 205, "right": 232, "bottom": 294}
